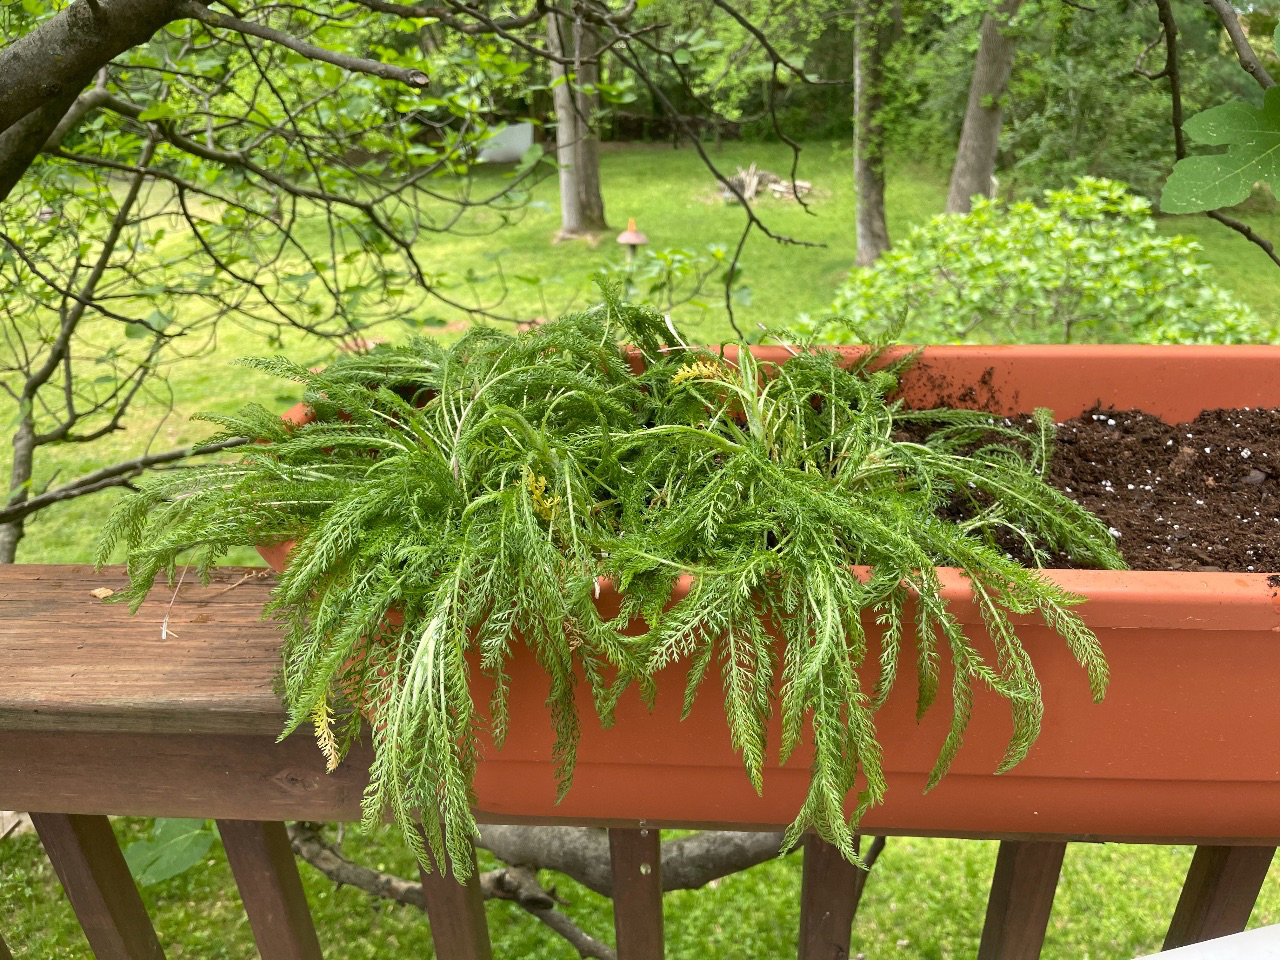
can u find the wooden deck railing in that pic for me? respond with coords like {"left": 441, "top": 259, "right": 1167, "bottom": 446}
{"left": 1, "top": 564, "right": 1275, "bottom": 959}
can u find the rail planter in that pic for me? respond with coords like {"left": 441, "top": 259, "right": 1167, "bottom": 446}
{"left": 114, "top": 320, "right": 1280, "bottom": 869}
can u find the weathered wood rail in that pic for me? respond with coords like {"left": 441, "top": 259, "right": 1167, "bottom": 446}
{"left": 1, "top": 564, "right": 1275, "bottom": 959}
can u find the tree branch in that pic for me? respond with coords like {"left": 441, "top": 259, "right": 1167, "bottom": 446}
{"left": 476, "top": 825, "right": 790, "bottom": 896}
{"left": 0, "top": 232, "right": 154, "bottom": 330}
{"left": 1207, "top": 209, "right": 1280, "bottom": 268}
{"left": 20, "top": 138, "right": 157, "bottom": 407}
{"left": 287, "top": 822, "right": 616, "bottom": 960}
{"left": 0, "top": 89, "right": 81, "bottom": 204}
{"left": 44, "top": 75, "right": 113, "bottom": 150}
{"left": 1202, "top": 0, "right": 1274, "bottom": 90}
{"left": 1147, "top": 0, "right": 1280, "bottom": 269}
{"left": 0, "top": 0, "right": 181, "bottom": 137}
{"left": 350, "top": 0, "right": 548, "bottom": 36}
{"left": 1133, "top": 33, "right": 1166, "bottom": 80}
{"left": 58, "top": 92, "right": 433, "bottom": 289}
{"left": 177, "top": 0, "right": 430, "bottom": 87}
{"left": 0, "top": 438, "right": 248, "bottom": 525}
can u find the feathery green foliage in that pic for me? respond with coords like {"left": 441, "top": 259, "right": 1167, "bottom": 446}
{"left": 100, "top": 282, "right": 1125, "bottom": 877}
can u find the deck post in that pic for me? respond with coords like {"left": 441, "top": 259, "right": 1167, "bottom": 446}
{"left": 798, "top": 835, "right": 867, "bottom": 960}
{"left": 217, "top": 819, "right": 324, "bottom": 960}
{"left": 1164, "top": 845, "right": 1276, "bottom": 950}
{"left": 30, "top": 812, "right": 166, "bottom": 960}
{"left": 977, "top": 840, "right": 1067, "bottom": 960}
{"left": 609, "top": 827, "right": 664, "bottom": 960}
{"left": 417, "top": 838, "right": 492, "bottom": 960}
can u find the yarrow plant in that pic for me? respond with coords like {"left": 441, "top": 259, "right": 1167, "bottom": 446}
{"left": 101, "top": 283, "right": 1125, "bottom": 877}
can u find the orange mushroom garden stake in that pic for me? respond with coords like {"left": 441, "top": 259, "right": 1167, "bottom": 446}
{"left": 616, "top": 217, "right": 648, "bottom": 262}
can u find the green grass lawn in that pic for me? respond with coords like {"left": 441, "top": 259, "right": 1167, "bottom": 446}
{"left": 5, "top": 143, "right": 1280, "bottom": 957}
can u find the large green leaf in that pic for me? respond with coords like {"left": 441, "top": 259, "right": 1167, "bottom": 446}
{"left": 1161, "top": 87, "right": 1280, "bottom": 214}
{"left": 124, "top": 819, "right": 215, "bottom": 886}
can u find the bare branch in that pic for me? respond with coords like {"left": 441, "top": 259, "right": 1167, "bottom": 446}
{"left": 708, "top": 0, "right": 808, "bottom": 80}
{"left": 1203, "top": 0, "right": 1274, "bottom": 90}
{"left": 476, "top": 825, "right": 789, "bottom": 896}
{"left": 351, "top": 0, "right": 549, "bottom": 36}
{"left": 1133, "top": 33, "right": 1166, "bottom": 80}
{"left": 20, "top": 139, "right": 158, "bottom": 403}
{"left": 0, "top": 438, "right": 248, "bottom": 525}
{"left": 288, "top": 822, "right": 616, "bottom": 960}
{"left": 606, "top": 36, "right": 822, "bottom": 338}
{"left": 177, "top": 0, "right": 430, "bottom": 87}
{"left": 1207, "top": 209, "right": 1280, "bottom": 269}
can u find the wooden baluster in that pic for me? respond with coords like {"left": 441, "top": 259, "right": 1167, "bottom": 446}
{"left": 30, "top": 812, "right": 165, "bottom": 960}
{"left": 977, "top": 840, "right": 1067, "bottom": 960}
{"left": 1164, "top": 845, "right": 1276, "bottom": 950}
{"left": 797, "top": 835, "right": 868, "bottom": 960}
{"left": 417, "top": 838, "right": 492, "bottom": 960}
{"left": 216, "top": 820, "right": 323, "bottom": 960}
{"left": 609, "top": 827, "right": 664, "bottom": 960}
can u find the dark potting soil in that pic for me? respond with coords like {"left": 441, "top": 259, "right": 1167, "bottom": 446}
{"left": 1038, "top": 406, "right": 1280, "bottom": 572}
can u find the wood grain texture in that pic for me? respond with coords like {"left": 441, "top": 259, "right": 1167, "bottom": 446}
{"left": 609, "top": 828, "right": 664, "bottom": 960}
{"left": 1164, "top": 845, "right": 1276, "bottom": 950}
{"left": 30, "top": 812, "right": 166, "bottom": 960}
{"left": 2, "top": 730, "right": 369, "bottom": 822}
{"left": 217, "top": 820, "right": 324, "bottom": 960}
{"left": 417, "top": 841, "right": 492, "bottom": 960}
{"left": 0, "top": 565, "right": 284, "bottom": 735}
{"left": 976, "top": 840, "right": 1067, "bottom": 960}
{"left": 798, "top": 836, "right": 867, "bottom": 960}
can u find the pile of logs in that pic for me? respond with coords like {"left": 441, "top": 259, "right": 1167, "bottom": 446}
{"left": 721, "top": 163, "right": 813, "bottom": 202}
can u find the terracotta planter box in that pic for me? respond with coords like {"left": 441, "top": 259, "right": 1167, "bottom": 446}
{"left": 265, "top": 345, "right": 1280, "bottom": 843}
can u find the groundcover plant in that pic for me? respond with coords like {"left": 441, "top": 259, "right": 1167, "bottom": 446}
{"left": 100, "top": 285, "right": 1125, "bottom": 877}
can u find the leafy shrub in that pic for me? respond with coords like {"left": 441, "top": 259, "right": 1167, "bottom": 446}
{"left": 806, "top": 178, "right": 1271, "bottom": 346}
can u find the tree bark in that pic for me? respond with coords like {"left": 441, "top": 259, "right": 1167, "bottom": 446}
{"left": 572, "top": 23, "right": 608, "bottom": 234}
{"left": 546, "top": 5, "right": 609, "bottom": 238}
{"left": 0, "top": 421, "right": 36, "bottom": 564}
{"left": 0, "top": 0, "right": 180, "bottom": 138}
{"left": 476, "top": 825, "right": 786, "bottom": 896}
{"left": 0, "top": 90, "right": 80, "bottom": 204}
{"left": 854, "top": 0, "right": 892, "bottom": 266}
{"left": 945, "top": 0, "right": 1025, "bottom": 214}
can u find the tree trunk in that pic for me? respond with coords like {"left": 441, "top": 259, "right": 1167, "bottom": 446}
{"left": 572, "top": 24, "right": 608, "bottom": 234}
{"left": 854, "top": 0, "right": 892, "bottom": 266}
{"left": 546, "top": 6, "right": 609, "bottom": 238}
{"left": 946, "top": 0, "right": 1025, "bottom": 214}
{"left": 0, "top": 420, "right": 35, "bottom": 564}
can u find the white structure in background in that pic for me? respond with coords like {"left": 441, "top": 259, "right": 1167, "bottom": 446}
{"left": 477, "top": 122, "right": 535, "bottom": 164}
{"left": 1135, "top": 925, "right": 1280, "bottom": 959}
